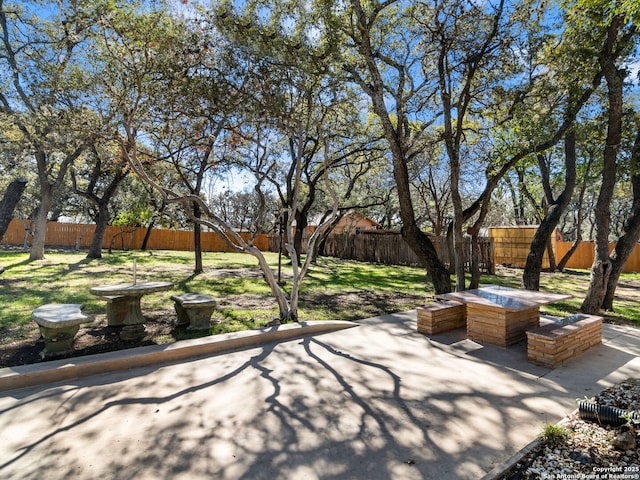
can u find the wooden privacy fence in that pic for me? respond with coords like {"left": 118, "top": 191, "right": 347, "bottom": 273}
{"left": 320, "top": 231, "right": 495, "bottom": 273}
{"left": 4, "top": 219, "right": 639, "bottom": 272}
{"left": 488, "top": 226, "right": 640, "bottom": 273}
{"left": 0, "top": 219, "right": 269, "bottom": 252}
{"left": 489, "top": 226, "right": 556, "bottom": 269}
{"left": 556, "top": 241, "right": 640, "bottom": 273}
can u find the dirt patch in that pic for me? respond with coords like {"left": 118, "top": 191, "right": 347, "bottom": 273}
{"left": 301, "top": 290, "right": 426, "bottom": 319}
{"left": 0, "top": 312, "right": 178, "bottom": 368}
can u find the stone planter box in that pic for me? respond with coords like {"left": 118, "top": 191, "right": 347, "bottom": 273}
{"left": 526, "top": 314, "right": 602, "bottom": 368}
{"left": 417, "top": 300, "right": 466, "bottom": 335}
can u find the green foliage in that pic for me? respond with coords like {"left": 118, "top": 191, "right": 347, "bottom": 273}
{"left": 566, "top": 0, "right": 640, "bottom": 28}
{"left": 1, "top": 0, "right": 639, "bottom": 307}
{"left": 538, "top": 424, "right": 571, "bottom": 447}
{"left": 619, "top": 410, "right": 640, "bottom": 428}
{"left": 111, "top": 208, "right": 153, "bottom": 227}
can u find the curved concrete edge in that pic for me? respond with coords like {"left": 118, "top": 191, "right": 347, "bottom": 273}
{"left": 480, "top": 409, "right": 577, "bottom": 479}
{"left": 0, "top": 320, "right": 358, "bottom": 393}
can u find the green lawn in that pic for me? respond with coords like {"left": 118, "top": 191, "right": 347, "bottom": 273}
{"left": 0, "top": 249, "right": 433, "bottom": 345}
{"left": 1, "top": 249, "right": 638, "bottom": 350}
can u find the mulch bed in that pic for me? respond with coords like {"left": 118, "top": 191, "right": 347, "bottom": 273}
{"left": 0, "top": 313, "right": 178, "bottom": 368}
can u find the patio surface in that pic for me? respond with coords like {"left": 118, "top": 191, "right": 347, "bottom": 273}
{"left": 1, "top": 310, "right": 640, "bottom": 479}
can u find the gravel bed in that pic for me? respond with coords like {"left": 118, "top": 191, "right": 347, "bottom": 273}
{"left": 499, "top": 378, "right": 640, "bottom": 479}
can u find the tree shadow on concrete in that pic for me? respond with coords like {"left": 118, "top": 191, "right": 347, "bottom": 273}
{"left": 2, "top": 314, "right": 639, "bottom": 480}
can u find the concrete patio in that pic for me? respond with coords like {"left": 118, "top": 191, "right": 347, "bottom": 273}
{"left": 1, "top": 310, "right": 639, "bottom": 479}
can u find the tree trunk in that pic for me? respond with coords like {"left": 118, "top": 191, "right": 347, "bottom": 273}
{"left": 556, "top": 236, "right": 581, "bottom": 272}
{"left": 504, "top": 174, "right": 524, "bottom": 225}
{"left": 193, "top": 201, "right": 203, "bottom": 274}
{"left": 469, "top": 232, "right": 481, "bottom": 289}
{"left": 546, "top": 236, "right": 557, "bottom": 271}
{"left": 452, "top": 209, "right": 466, "bottom": 291}
{"left": 523, "top": 132, "right": 576, "bottom": 290}
{"left": 30, "top": 144, "right": 82, "bottom": 260}
{"left": 311, "top": 212, "right": 343, "bottom": 263}
{"left": 390, "top": 135, "right": 451, "bottom": 293}
{"left": 141, "top": 217, "right": 155, "bottom": 251}
{"left": 385, "top": 140, "right": 451, "bottom": 292}
{"left": 401, "top": 223, "right": 451, "bottom": 293}
{"left": 467, "top": 189, "right": 493, "bottom": 287}
{"left": 557, "top": 147, "right": 594, "bottom": 272}
{"left": 252, "top": 244, "right": 296, "bottom": 322}
{"left": 74, "top": 153, "right": 128, "bottom": 259}
{"left": 582, "top": 22, "right": 624, "bottom": 313}
{"left": 87, "top": 203, "right": 109, "bottom": 259}
{"left": 444, "top": 224, "right": 455, "bottom": 274}
{"left": 75, "top": 223, "right": 91, "bottom": 251}
{"left": 29, "top": 186, "right": 53, "bottom": 261}
{"left": 0, "top": 178, "right": 27, "bottom": 242}
{"left": 447, "top": 125, "right": 465, "bottom": 290}
{"left": 349, "top": 0, "right": 451, "bottom": 294}
{"left": 293, "top": 209, "right": 306, "bottom": 265}
{"left": 602, "top": 129, "right": 640, "bottom": 310}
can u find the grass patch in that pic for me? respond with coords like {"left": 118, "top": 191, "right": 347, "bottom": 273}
{"left": 0, "top": 250, "right": 434, "bottom": 347}
{"left": 538, "top": 424, "right": 571, "bottom": 447}
{"left": 301, "top": 257, "right": 428, "bottom": 295}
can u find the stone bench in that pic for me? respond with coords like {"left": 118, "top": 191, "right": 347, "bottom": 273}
{"left": 32, "top": 304, "right": 94, "bottom": 359}
{"left": 526, "top": 314, "right": 602, "bottom": 368}
{"left": 171, "top": 293, "right": 217, "bottom": 330}
{"left": 416, "top": 300, "right": 466, "bottom": 335}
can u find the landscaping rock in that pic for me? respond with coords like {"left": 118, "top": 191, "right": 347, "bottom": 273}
{"left": 612, "top": 430, "right": 636, "bottom": 451}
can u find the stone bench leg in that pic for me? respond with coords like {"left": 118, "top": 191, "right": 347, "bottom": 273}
{"left": 37, "top": 323, "right": 82, "bottom": 358}
{"left": 185, "top": 306, "right": 216, "bottom": 330}
{"left": 174, "top": 302, "right": 191, "bottom": 327}
{"left": 104, "top": 296, "right": 128, "bottom": 327}
{"left": 119, "top": 296, "right": 147, "bottom": 341}
{"left": 174, "top": 304, "right": 215, "bottom": 330}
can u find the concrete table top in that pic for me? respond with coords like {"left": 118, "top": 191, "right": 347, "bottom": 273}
{"left": 437, "top": 285, "right": 571, "bottom": 312}
{"left": 90, "top": 282, "right": 173, "bottom": 297}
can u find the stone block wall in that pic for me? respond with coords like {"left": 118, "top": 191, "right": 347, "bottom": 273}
{"left": 526, "top": 314, "right": 602, "bottom": 368}
{"left": 417, "top": 301, "right": 466, "bottom": 335}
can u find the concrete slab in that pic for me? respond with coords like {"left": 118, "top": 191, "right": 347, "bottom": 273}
{"left": 1, "top": 311, "right": 639, "bottom": 480}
